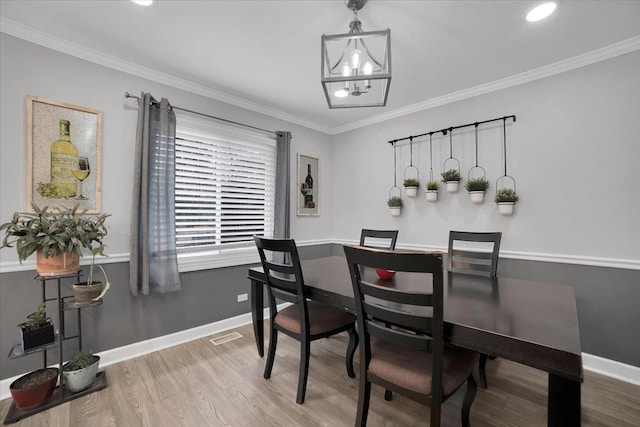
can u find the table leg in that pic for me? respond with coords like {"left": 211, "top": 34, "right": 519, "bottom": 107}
{"left": 250, "top": 279, "right": 264, "bottom": 357}
{"left": 548, "top": 373, "right": 581, "bottom": 427}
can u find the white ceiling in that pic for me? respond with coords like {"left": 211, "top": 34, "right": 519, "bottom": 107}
{"left": 2, "top": 0, "right": 640, "bottom": 134}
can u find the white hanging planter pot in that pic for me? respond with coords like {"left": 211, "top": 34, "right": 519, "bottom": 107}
{"left": 425, "top": 190, "right": 438, "bottom": 202}
{"left": 445, "top": 181, "right": 459, "bottom": 193}
{"left": 469, "top": 191, "right": 485, "bottom": 204}
{"left": 389, "top": 207, "right": 401, "bottom": 217}
{"left": 405, "top": 187, "right": 418, "bottom": 198}
{"left": 497, "top": 202, "right": 515, "bottom": 216}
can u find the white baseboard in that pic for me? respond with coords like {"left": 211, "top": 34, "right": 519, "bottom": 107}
{"left": 2, "top": 313, "right": 638, "bottom": 401}
{"left": 582, "top": 353, "right": 640, "bottom": 386}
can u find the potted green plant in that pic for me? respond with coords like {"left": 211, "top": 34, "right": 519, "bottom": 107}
{"left": 73, "top": 245, "right": 111, "bottom": 305}
{"left": 62, "top": 349, "right": 100, "bottom": 393}
{"left": 441, "top": 169, "right": 462, "bottom": 193}
{"left": 495, "top": 188, "right": 519, "bottom": 215}
{"left": 465, "top": 177, "right": 490, "bottom": 203}
{"left": 387, "top": 197, "right": 403, "bottom": 217}
{"left": 403, "top": 178, "right": 420, "bottom": 198}
{"left": 425, "top": 181, "right": 439, "bottom": 202}
{"left": 10, "top": 367, "right": 59, "bottom": 410}
{"left": 0, "top": 204, "right": 109, "bottom": 276}
{"left": 19, "top": 302, "right": 55, "bottom": 351}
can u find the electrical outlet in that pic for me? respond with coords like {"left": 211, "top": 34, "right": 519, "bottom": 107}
{"left": 237, "top": 293, "right": 248, "bottom": 302}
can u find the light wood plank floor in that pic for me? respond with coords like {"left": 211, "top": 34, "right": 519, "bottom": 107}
{"left": 2, "top": 323, "right": 639, "bottom": 426}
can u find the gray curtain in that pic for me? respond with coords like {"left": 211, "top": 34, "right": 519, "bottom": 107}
{"left": 130, "top": 93, "right": 182, "bottom": 296}
{"left": 274, "top": 131, "right": 291, "bottom": 240}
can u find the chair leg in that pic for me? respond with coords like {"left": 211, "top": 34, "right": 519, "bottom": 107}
{"left": 296, "top": 339, "right": 311, "bottom": 404}
{"left": 478, "top": 353, "right": 488, "bottom": 389}
{"left": 462, "top": 374, "right": 478, "bottom": 427}
{"left": 430, "top": 402, "right": 441, "bottom": 427}
{"left": 384, "top": 389, "right": 393, "bottom": 401}
{"left": 356, "top": 377, "right": 371, "bottom": 427}
{"left": 263, "top": 328, "right": 278, "bottom": 379}
{"left": 346, "top": 326, "right": 358, "bottom": 378}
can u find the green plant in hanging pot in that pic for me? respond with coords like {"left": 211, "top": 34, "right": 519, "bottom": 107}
{"left": 403, "top": 178, "right": 420, "bottom": 198}
{"left": 387, "top": 197, "right": 403, "bottom": 217}
{"left": 465, "top": 177, "right": 490, "bottom": 204}
{"left": 18, "top": 302, "right": 55, "bottom": 351}
{"left": 441, "top": 169, "right": 462, "bottom": 193}
{"left": 426, "top": 181, "right": 439, "bottom": 202}
{"left": 495, "top": 188, "right": 519, "bottom": 216}
{"left": 0, "top": 204, "right": 109, "bottom": 276}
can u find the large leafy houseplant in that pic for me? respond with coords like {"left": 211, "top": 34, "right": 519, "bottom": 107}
{"left": 0, "top": 204, "right": 109, "bottom": 262}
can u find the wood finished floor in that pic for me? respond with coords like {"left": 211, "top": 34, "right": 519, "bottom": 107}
{"left": 2, "top": 323, "right": 639, "bottom": 426}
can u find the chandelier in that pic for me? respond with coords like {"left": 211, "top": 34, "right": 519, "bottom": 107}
{"left": 321, "top": 0, "right": 391, "bottom": 109}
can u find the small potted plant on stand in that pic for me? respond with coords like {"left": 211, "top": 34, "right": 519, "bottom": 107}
{"left": 465, "top": 177, "right": 490, "bottom": 203}
{"left": 387, "top": 197, "right": 403, "bottom": 217}
{"left": 403, "top": 178, "right": 420, "bottom": 198}
{"left": 9, "top": 368, "right": 59, "bottom": 410}
{"left": 73, "top": 245, "right": 111, "bottom": 305}
{"left": 441, "top": 169, "right": 462, "bottom": 193}
{"left": 18, "top": 302, "right": 55, "bottom": 352}
{"left": 425, "top": 181, "right": 439, "bottom": 202}
{"left": 0, "top": 204, "right": 109, "bottom": 277}
{"left": 62, "top": 349, "right": 100, "bottom": 393}
{"left": 495, "top": 188, "right": 519, "bottom": 215}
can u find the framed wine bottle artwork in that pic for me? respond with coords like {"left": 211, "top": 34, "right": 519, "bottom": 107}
{"left": 25, "top": 96, "right": 102, "bottom": 213}
{"left": 297, "top": 153, "right": 319, "bottom": 216}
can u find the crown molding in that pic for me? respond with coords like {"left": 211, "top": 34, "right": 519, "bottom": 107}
{"left": 2, "top": 17, "right": 639, "bottom": 136}
{"left": 0, "top": 17, "right": 332, "bottom": 135}
{"left": 331, "top": 35, "right": 640, "bottom": 135}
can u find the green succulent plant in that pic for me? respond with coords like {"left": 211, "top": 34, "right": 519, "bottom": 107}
{"left": 0, "top": 204, "right": 109, "bottom": 263}
{"left": 403, "top": 178, "right": 420, "bottom": 188}
{"left": 495, "top": 188, "right": 519, "bottom": 203}
{"left": 18, "top": 302, "right": 50, "bottom": 330}
{"left": 441, "top": 169, "right": 462, "bottom": 182}
{"left": 465, "top": 177, "right": 490, "bottom": 192}
{"left": 426, "top": 181, "right": 439, "bottom": 191}
{"left": 64, "top": 349, "right": 98, "bottom": 371}
{"left": 387, "top": 197, "right": 403, "bottom": 208}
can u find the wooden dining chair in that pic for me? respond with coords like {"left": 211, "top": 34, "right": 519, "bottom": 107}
{"left": 344, "top": 245, "right": 478, "bottom": 427}
{"left": 359, "top": 229, "right": 399, "bottom": 250}
{"left": 447, "top": 230, "right": 502, "bottom": 389}
{"left": 254, "top": 236, "right": 358, "bottom": 404}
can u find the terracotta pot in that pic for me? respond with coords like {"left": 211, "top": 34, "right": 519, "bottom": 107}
{"left": 73, "top": 281, "right": 105, "bottom": 305}
{"left": 36, "top": 250, "right": 79, "bottom": 277}
{"left": 10, "top": 368, "right": 59, "bottom": 410}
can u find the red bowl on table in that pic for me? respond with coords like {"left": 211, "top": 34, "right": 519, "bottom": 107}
{"left": 375, "top": 269, "right": 396, "bottom": 280}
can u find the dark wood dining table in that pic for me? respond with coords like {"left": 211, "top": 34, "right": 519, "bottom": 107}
{"left": 248, "top": 255, "right": 583, "bottom": 427}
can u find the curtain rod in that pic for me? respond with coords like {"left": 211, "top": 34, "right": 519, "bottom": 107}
{"left": 124, "top": 92, "right": 277, "bottom": 136}
{"left": 388, "top": 115, "right": 516, "bottom": 145}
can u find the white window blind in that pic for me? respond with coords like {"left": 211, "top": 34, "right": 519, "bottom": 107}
{"left": 174, "top": 111, "right": 276, "bottom": 267}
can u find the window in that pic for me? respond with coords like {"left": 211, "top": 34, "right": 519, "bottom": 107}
{"left": 174, "top": 111, "right": 276, "bottom": 271}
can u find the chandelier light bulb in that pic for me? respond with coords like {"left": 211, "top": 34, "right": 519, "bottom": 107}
{"left": 351, "top": 49, "right": 362, "bottom": 70}
{"left": 363, "top": 62, "right": 373, "bottom": 75}
{"left": 334, "top": 89, "right": 349, "bottom": 98}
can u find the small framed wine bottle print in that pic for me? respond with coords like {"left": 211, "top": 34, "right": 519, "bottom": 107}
{"left": 297, "top": 153, "right": 319, "bottom": 216}
{"left": 25, "top": 96, "right": 102, "bottom": 213}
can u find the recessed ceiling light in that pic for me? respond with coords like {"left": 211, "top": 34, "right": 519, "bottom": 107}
{"left": 526, "top": 2, "right": 557, "bottom": 22}
{"left": 132, "top": 0, "right": 153, "bottom": 6}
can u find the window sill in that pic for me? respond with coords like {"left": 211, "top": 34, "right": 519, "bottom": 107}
{"left": 177, "top": 248, "right": 260, "bottom": 273}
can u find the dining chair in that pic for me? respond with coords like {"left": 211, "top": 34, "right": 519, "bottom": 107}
{"left": 359, "top": 229, "right": 399, "bottom": 250}
{"left": 254, "top": 236, "right": 358, "bottom": 404}
{"left": 447, "top": 230, "right": 502, "bottom": 389}
{"left": 344, "top": 245, "right": 478, "bottom": 427}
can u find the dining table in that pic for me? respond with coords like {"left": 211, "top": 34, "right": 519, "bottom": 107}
{"left": 247, "top": 255, "right": 583, "bottom": 427}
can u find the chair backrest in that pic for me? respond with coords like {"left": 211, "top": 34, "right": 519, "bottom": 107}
{"left": 447, "top": 231, "right": 502, "bottom": 278}
{"left": 343, "top": 245, "right": 444, "bottom": 401}
{"left": 359, "top": 229, "right": 399, "bottom": 250}
{"left": 254, "top": 236, "right": 306, "bottom": 308}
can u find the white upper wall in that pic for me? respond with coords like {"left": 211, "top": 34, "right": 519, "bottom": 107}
{"left": 331, "top": 50, "right": 640, "bottom": 266}
{"left": 0, "top": 34, "right": 333, "bottom": 266}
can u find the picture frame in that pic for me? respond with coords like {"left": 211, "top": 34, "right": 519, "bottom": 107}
{"left": 26, "top": 96, "right": 102, "bottom": 213}
{"left": 297, "top": 153, "right": 319, "bottom": 216}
